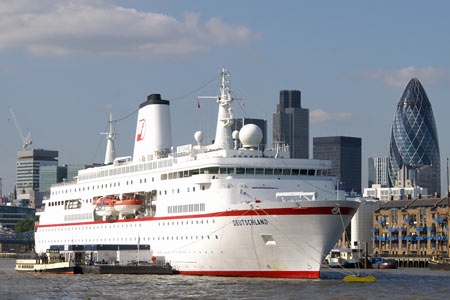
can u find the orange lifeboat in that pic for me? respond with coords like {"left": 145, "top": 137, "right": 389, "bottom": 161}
{"left": 114, "top": 198, "right": 143, "bottom": 215}
{"left": 94, "top": 196, "right": 119, "bottom": 216}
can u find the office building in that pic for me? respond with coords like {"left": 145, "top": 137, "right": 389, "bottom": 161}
{"left": 313, "top": 136, "right": 361, "bottom": 194}
{"left": 232, "top": 118, "right": 267, "bottom": 148}
{"left": 16, "top": 149, "right": 58, "bottom": 195}
{"left": 388, "top": 78, "right": 440, "bottom": 197}
{"left": 273, "top": 90, "right": 309, "bottom": 158}
{"left": 0, "top": 205, "right": 35, "bottom": 229}
{"left": 39, "top": 165, "right": 67, "bottom": 192}
{"left": 368, "top": 156, "right": 389, "bottom": 187}
{"left": 363, "top": 184, "right": 427, "bottom": 202}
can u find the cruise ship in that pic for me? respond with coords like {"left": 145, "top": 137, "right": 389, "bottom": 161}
{"left": 35, "top": 69, "right": 360, "bottom": 278}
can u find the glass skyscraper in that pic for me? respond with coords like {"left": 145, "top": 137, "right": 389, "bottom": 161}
{"left": 388, "top": 78, "right": 440, "bottom": 196}
{"left": 273, "top": 90, "right": 309, "bottom": 158}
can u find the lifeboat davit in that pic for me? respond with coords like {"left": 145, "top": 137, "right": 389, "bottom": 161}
{"left": 114, "top": 199, "right": 143, "bottom": 215}
{"left": 94, "top": 196, "right": 119, "bottom": 217}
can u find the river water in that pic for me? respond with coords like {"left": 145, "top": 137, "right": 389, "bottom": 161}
{"left": 2, "top": 258, "right": 450, "bottom": 299}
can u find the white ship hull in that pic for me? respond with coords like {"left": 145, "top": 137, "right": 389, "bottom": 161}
{"left": 36, "top": 200, "right": 358, "bottom": 278}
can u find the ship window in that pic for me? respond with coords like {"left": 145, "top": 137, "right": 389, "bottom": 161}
{"left": 264, "top": 168, "right": 273, "bottom": 175}
{"left": 201, "top": 186, "right": 205, "bottom": 191}
{"left": 317, "top": 169, "right": 323, "bottom": 176}
{"left": 300, "top": 169, "right": 307, "bottom": 175}
{"left": 227, "top": 168, "right": 234, "bottom": 174}
{"left": 308, "top": 169, "right": 315, "bottom": 176}
{"left": 236, "top": 168, "right": 245, "bottom": 174}
{"left": 131, "top": 180, "right": 133, "bottom": 184}
{"left": 246, "top": 168, "right": 255, "bottom": 174}
{"left": 187, "top": 187, "right": 190, "bottom": 192}
{"left": 209, "top": 167, "right": 219, "bottom": 174}
{"left": 219, "top": 168, "right": 227, "bottom": 174}
{"left": 168, "top": 173, "right": 173, "bottom": 179}
{"left": 274, "top": 168, "right": 282, "bottom": 175}
{"left": 161, "top": 174, "right": 167, "bottom": 180}
{"left": 189, "top": 169, "right": 200, "bottom": 176}
{"left": 283, "top": 169, "right": 291, "bottom": 175}
{"left": 193, "top": 187, "right": 196, "bottom": 192}
{"left": 292, "top": 169, "right": 300, "bottom": 175}
{"left": 177, "top": 189, "right": 180, "bottom": 193}
{"left": 255, "top": 168, "right": 264, "bottom": 174}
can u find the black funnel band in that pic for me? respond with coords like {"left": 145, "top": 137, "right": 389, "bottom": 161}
{"left": 139, "top": 94, "right": 170, "bottom": 108}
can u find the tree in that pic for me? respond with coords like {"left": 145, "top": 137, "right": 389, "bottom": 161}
{"left": 15, "top": 218, "right": 35, "bottom": 233}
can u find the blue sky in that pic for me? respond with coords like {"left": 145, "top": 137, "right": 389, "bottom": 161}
{"left": 1, "top": 0, "right": 450, "bottom": 195}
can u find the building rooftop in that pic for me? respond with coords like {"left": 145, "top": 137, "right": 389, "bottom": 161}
{"left": 378, "top": 197, "right": 450, "bottom": 210}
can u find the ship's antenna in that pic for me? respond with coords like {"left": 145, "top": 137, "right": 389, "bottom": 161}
{"left": 101, "top": 113, "right": 117, "bottom": 164}
{"left": 198, "top": 68, "right": 234, "bottom": 149}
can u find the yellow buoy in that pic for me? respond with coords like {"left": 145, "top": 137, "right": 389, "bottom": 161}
{"left": 343, "top": 275, "right": 376, "bottom": 282}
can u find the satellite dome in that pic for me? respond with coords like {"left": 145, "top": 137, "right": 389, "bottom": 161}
{"left": 194, "top": 131, "right": 203, "bottom": 145}
{"left": 239, "top": 124, "right": 263, "bottom": 148}
{"left": 232, "top": 130, "right": 239, "bottom": 140}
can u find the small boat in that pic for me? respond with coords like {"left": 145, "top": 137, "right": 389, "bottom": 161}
{"left": 15, "top": 252, "right": 80, "bottom": 274}
{"left": 114, "top": 199, "right": 143, "bottom": 215}
{"left": 327, "top": 248, "right": 364, "bottom": 268}
{"left": 429, "top": 257, "right": 450, "bottom": 271}
{"left": 94, "top": 196, "right": 118, "bottom": 217}
{"left": 371, "top": 257, "right": 396, "bottom": 269}
{"left": 94, "top": 195, "right": 143, "bottom": 217}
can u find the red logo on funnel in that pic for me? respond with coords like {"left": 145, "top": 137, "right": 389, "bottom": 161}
{"left": 137, "top": 119, "right": 146, "bottom": 141}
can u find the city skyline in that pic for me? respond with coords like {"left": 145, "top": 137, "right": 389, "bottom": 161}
{"left": 2, "top": 1, "right": 450, "bottom": 194}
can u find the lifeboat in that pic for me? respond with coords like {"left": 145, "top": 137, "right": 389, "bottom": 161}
{"left": 114, "top": 198, "right": 143, "bottom": 215}
{"left": 94, "top": 196, "right": 119, "bottom": 216}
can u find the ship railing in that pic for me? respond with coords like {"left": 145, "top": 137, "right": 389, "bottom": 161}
{"left": 276, "top": 192, "right": 317, "bottom": 202}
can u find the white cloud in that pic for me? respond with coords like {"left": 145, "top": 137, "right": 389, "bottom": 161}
{"left": 310, "top": 109, "right": 352, "bottom": 124}
{"left": 362, "top": 66, "right": 449, "bottom": 87}
{"left": 0, "top": 0, "right": 257, "bottom": 57}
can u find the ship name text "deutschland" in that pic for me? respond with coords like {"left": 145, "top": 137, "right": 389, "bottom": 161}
{"left": 232, "top": 219, "right": 269, "bottom": 226}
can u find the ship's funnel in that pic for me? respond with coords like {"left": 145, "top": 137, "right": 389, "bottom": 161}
{"left": 133, "top": 94, "right": 172, "bottom": 162}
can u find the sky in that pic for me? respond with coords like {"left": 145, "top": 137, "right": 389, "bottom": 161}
{"left": 1, "top": 0, "right": 450, "bottom": 195}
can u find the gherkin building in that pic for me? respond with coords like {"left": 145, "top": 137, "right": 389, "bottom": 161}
{"left": 388, "top": 78, "right": 440, "bottom": 196}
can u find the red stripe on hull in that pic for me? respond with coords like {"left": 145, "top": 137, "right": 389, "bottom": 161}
{"left": 179, "top": 270, "right": 320, "bottom": 279}
{"left": 36, "top": 206, "right": 357, "bottom": 228}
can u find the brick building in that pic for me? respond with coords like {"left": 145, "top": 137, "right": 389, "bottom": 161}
{"left": 372, "top": 198, "right": 449, "bottom": 258}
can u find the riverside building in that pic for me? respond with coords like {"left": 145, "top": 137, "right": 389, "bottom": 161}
{"left": 371, "top": 198, "right": 449, "bottom": 257}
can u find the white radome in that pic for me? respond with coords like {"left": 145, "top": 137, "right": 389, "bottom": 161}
{"left": 239, "top": 124, "right": 263, "bottom": 148}
{"left": 194, "top": 131, "right": 203, "bottom": 145}
{"left": 232, "top": 130, "right": 239, "bottom": 140}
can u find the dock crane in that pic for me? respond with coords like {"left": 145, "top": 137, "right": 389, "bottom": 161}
{"left": 9, "top": 107, "right": 32, "bottom": 149}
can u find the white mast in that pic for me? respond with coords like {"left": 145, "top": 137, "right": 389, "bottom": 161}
{"left": 199, "top": 68, "right": 234, "bottom": 150}
{"left": 101, "top": 113, "right": 116, "bottom": 164}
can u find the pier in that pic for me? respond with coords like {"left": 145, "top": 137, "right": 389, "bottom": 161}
{"left": 377, "top": 255, "right": 430, "bottom": 268}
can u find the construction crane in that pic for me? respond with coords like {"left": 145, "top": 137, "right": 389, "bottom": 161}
{"left": 9, "top": 107, "right": 32, "bottom": 149}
